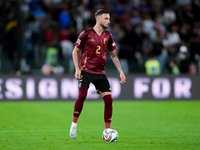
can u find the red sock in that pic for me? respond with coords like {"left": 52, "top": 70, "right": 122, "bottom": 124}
{"left": 105, "top": 122, "right": 111, "bottom": 129}
{"left": 103, "top": 94, "right": 113, "bottom": 129}
{"left": 72, "top": 116, "right": 78, "bottom": 123}
{"left": 73, "top": 89, "right": 88, "bottom": 123}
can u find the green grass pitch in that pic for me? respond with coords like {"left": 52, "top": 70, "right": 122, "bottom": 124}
{"left": 0, "top": 101, "right": 200, "bottom": 150}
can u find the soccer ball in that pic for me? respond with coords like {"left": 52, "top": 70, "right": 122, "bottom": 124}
{"left": 102, "top": 128, "right": 118, "bottom": 142}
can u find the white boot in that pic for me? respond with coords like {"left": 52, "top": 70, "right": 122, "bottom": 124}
{"left": 70, "top": 122, "right": 77, "bottom": 139}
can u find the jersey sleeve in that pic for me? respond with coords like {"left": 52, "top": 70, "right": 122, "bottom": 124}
{"left": 107, "top": 33, "right": 117, "bottom": 51}
{"left": 74, "top": 30, "right": 87, "bottom": 49}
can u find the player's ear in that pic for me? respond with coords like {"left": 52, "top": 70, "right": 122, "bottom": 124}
{"left": 96, "top": 15, "right": 101, "bottom": 22}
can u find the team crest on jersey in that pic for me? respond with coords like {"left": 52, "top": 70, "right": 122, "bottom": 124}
{"left": 90, "top": 38, "right": 95, "bottom": 42}
{"left": 76, "top": 39, "right": 81, "bottom": 45}
{"left": 104, "top": 38, "right": 108, "bottom": 44}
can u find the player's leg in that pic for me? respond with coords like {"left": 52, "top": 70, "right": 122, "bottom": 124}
{"left": 70, "top": 89, "right": 87, "bottom": 138}
{"left": 70, "top": 71, "right": 90, "bottom": 138}
{"left": 101, "top": 91, "right": 113, "bottom": 129}
{"left": 92, "top": 74, "right": 113, "bottom": 129}
{"left": 72, "top": 89, "right": 88, "bottom": 123}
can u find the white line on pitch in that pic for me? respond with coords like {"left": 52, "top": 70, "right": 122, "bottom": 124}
{"left": 0, "top": 130, "right": 102, "bottom": 133}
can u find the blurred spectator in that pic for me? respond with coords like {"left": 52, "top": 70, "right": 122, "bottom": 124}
{"left": 42, "top": 46, "right": 64, "bottom": 75}
{"left": 153, "top": 42, "right": 167, "bottom": 74}
{"left": 58, "top": 8, "right": 71, "bottom": 29}
{"left": 181, "top": 5, "right": 195, "bottom": 24}
{"left": 162, "top": 24, "right": 180, "bottom": 48}
{"left": 43, "top": 24, "right": 58, "bottom": 46}
{"left": 59, "top": 28, "right": 74, "bottom": 74}
{"left": 75, "top": 11, "right": 84, "bottom": 33}
{"left": 163, "top": 5, "right": 176, "bottom": 25}
{"left": 130, "top": 8, "right": 142, "bottom": 27}
{"left": 190, "top": 22, "right": 200, "bottom": 61}
{"left": 28, "top": 0, "right": 40, "bottom": 13}
{"left": 32, "top": 4, "right": 46, "bottom": 23}
{"left": 145, "top": 52, "right": 161, "bottom": 75}
{"left": 153, "top": 16, "right": 166, "bottom": 41}
{"left": 188, "top": 61, "right": 198, "bottom": 75}
{"left": 176, "top": 45, "right": 190, "bottom": 73}
{"left": 170, "top": 60, "right": 180, "bottom": 75}
{"left": 142, "top": 14, "right": 156, "bottom": 40}
{"left": 143, "top": 41, "right": 166, "bottom": 74}
{"left": 179, "top": 22, "right": 191, "bottom": 44}
{"left": 59, "top": 28, "right": 69, "bottom": 41}
{"left": 2, "top": 0, "right": 200, "bottom": 75}
{"left": 21, "top": 0, "right": 30, "bottom": 19}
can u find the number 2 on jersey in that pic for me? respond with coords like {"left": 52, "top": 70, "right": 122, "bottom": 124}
{"left": 96, "top": 46, "right": 101, "bottom": 54}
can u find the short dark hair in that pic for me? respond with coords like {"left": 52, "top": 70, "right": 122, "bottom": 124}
{"left": 95, "top": 9, "right": 109, "bottom": 19}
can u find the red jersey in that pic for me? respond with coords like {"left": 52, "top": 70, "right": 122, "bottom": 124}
{"left": 75, "top": 28, "right": 116, "bottom": 74}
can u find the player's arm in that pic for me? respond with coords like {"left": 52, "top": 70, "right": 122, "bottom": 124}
{"left": 72, "top": 46, "right": 81, "bottom": 79}
{"left": 109, "top": 50, "right": 126, "bottom": 84}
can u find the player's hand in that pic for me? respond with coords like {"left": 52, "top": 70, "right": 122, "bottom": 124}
{"left": 119, "top": 73, "right": 126, "bottom": 84}
{"left": 75, "top": 69, "right": 81, "bottom": 80}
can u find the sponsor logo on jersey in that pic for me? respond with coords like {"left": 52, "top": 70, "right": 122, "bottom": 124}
{"left": 104, "top": 38, "right": 108, "bottom": 44}
{"left": 112, "top": 42, "right": 116, "bottom": 46}
{"left": 90, "top": 38, "right": 95, "bottom": 42}
{"left": 76, "top": 39, "right": 81, "bottom": 44}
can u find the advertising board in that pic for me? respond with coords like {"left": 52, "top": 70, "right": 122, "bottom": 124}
{"left": 0, "top": 75, "right": 199, "bottom": 100}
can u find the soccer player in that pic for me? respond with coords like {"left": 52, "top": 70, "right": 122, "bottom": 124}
{"left": 70, "top": 9, "right": 126, "bottom": 139}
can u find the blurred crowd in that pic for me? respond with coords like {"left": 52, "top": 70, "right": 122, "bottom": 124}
{"left": 0, "top": 0, "right": 200, "bottom": 75}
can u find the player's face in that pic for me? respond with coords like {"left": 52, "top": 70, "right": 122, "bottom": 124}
{"left": 99, "top": 13, "right": 110, "bottom": 29}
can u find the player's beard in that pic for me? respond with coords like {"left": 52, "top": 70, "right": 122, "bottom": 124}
{"left": 100, "top": 23, "right": 108, "bottom": 29}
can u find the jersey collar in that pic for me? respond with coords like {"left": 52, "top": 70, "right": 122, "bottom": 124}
{"left": 92, "top": 27, "right": 105, "bottom": 35}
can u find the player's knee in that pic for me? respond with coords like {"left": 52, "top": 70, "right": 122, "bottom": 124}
{"left": 103, "top": 94, "right": 113, "bottom": 106}
{"left": 79, "top": 89, "right": 88, "bottom": 99}
{"left": 100, "top": 91, "right": 111, "bottom": 97}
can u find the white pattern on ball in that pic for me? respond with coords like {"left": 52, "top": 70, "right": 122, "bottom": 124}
{"left": 102, "top": 128, "right": 118, "bottom": 142}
